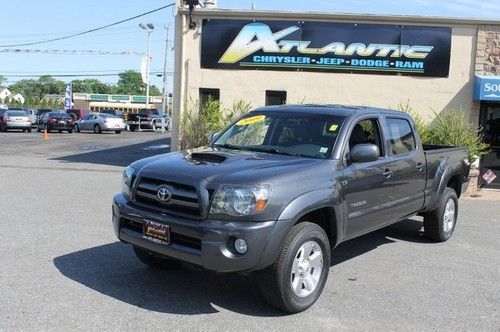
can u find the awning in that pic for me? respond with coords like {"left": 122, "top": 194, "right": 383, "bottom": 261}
{"left": 474, "top": 75, "right": 500, "bottom": 101}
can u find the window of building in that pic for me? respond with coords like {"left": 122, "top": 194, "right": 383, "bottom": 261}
{"left": 386, "top": 118, "right": 416, "bottom": 155}
{"left": 266, "top": 90, "right": 287, "bottom": 106}
{"left": 199, "top": 88, "right": 220, "bottom": 108}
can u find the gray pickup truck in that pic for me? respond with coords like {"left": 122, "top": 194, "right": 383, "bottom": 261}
{"left": 112, "top": 105, "right": 470, "bottom": 313}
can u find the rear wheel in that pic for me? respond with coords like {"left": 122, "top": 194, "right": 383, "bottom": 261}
{"left": 94, "top": 124, "right": 102, "bottom": 134}
{"left": 423, "top": 187, "right": 458, "bottom": 242}
{"left": 37, "top": 126, "right": 41, "bottom": 133}
{"left": 74, "top": 124, "right": 80, "bottom": 133}
{"left": 258, "top": 222, "right": 330, "bottom": 313}
{"left": 115, "top": 130, "right": 122, "bottom": 134}
{"left": 27, "top": 128, "right": 32, "bottom": 133}
{"left": 129, "top": 125, "right": 136, "bottom": 132}
{"left": 58, "top": 130, "right": 62, "bottom": 133}
{"left": 68, "top": 129, "right": 73, "bottom": 134}
{"left": 133, "top": 246, "right": 182, "bottom": 270}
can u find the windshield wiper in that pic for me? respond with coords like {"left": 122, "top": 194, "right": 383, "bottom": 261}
{"left": 246, "top": 147, "right": 303, "bottom": 157}
{"left": 214, "top": 143, "right": 243, "bottom": 151}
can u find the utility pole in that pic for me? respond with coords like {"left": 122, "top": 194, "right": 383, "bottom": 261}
{"left": 161, "top": 25, "right": 170, "bottom": 115}
{"left": 139, "top": 23, "right": 155, "bottom": 110}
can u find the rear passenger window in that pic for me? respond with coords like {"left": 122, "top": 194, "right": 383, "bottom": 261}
{"left": 387, "top": 118, "right": 416, "bottom": 155}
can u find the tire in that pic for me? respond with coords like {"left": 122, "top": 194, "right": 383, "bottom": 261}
{"left": 68, "top": 129, "right": 73, "bottom": 134}
{"left": 129, "top": 125, "right": 136, "bottom": 132}
{"left": 58, "top": 130, "right": 63, "bottom": 133}
{"left": 258, "top": 222, "right": 330, "bottom": 313}
{"left": 423, "top": 187, "right": 458, "bottom": 242}
{"left": 27, "top": 128, "right": 32, "bottom": 133}
{"left": 115, "top": 130, "right": 122, "bottom": 134}
{"left": 37, "top": 126, "right": 41, "bottom": 133}
{"left": 74, "top": 124, "right": 80, "bottom": 133}
{"left": 94, "top": 124, "right": 102, "bottom": 134}
{"left": 133, "top": 246, "right": 182, "bottom": 270}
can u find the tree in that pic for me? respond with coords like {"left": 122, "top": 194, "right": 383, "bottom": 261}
{"left": 115, "top": 70, "right": 161, "bottom": 95}
{"left": 0, "top": 75, "right": 6, "bottom": 87}
{"left": 73, "top": 79, "right": 112, "bottom": 94}
{"left": 9, "top": 76, "right": 66, "bottom": 100}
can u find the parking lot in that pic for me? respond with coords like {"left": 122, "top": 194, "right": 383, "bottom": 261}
{"left": 0, "top": 130, "right": 499, "bottom": 331}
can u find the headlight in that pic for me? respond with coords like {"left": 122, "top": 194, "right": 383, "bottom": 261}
{"left": 122, "top": 165, "right": 136, "bottom": 197}
{"left": 210, "top": 185, "right": 271, "bottom": 216}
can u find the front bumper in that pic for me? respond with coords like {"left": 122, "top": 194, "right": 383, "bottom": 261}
{"left": 112, "top": 194, "right": 286, "bottom": 273}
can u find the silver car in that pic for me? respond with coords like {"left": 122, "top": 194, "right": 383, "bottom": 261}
{"left": 74, "top": 113, "right": 126, "bottom": 134}
{"left": 8, "top": 108, "right": 37, "bottom": 126}
{"left": 0, "top": 110, "right": 32, "bottom": 132}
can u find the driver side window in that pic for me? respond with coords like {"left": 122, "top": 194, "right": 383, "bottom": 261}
{"left": 349, "top": 119, "right": 383, "bottom": 157}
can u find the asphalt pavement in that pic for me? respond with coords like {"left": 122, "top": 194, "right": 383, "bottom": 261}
{"left": 0, "top": 130, "right": 498, "bottom": 331}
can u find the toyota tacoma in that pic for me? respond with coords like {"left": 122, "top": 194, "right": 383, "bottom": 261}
{"left": 112, "top": 105, "right": 470, "bottom": 313}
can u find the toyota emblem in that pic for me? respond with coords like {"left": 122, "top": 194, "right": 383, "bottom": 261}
{"left": 157, "top": 186, "right": 172, "bottom": 202}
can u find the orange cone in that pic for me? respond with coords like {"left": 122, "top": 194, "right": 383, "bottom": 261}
{"left": 43, "top": 129, "right": 48, "bottom": 140}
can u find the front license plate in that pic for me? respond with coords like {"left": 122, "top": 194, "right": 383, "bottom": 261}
{"left": 59, "top": 120, "right": 65, "bottom": 124}
{"left": 143, "top": 220, "right": 170, "bottom": 245}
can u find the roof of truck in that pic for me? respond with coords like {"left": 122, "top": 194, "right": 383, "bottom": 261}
{"left": 253, "top": 104, "right": 406, "bottom": 117}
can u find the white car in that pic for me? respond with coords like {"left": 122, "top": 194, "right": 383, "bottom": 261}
{"left": 74, "top": 113, "right": 126, "bottom": 134}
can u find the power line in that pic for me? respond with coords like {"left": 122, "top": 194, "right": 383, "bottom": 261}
{"left": 5, "top": 72, "right": 173, "bottom": 78}
{"left": 0, "top": 3, "right": 175, "bottom": 48}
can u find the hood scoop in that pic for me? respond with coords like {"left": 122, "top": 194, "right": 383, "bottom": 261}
{"left": 189, "top": 152, "right": 227, "bottom": 164}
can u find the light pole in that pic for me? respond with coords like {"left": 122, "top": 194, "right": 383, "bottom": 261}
{"left": 161, "top": 25, "right": 170, "bottom": 115}
{"left": 139, "top": 23, "right": 154, "bottom": 110}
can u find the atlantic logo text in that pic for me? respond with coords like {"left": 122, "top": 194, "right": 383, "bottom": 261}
{"left": 219, "top": 23, "right": 434, "bottom": 72}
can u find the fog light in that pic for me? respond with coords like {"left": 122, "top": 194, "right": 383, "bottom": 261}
{"left": 234, "top": 238, "right": 248, "bottom": 254}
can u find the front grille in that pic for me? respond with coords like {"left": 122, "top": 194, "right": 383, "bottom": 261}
{"left": 134, "top": 177, "right": 202, "bottom": 218}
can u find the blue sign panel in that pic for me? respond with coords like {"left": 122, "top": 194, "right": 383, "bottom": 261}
{"left": 474, "top": 75, "right": 500, "bottom": 101}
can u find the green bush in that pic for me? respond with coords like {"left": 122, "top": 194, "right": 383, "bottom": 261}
{"left": 399, "top": 101, "right": 489, "bottom": 163}
{"left": 180, "top": 98, "right": 252, "bottom": 149}
{"left": 427, "top": 110, "right": 489, "bottom": 163}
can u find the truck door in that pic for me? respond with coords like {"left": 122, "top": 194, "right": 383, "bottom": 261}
{"left": 340, "top": 118, "right": 396, "bottom": 238}
{"left": 384, "top": 117, "right": 426, "bottom": 218}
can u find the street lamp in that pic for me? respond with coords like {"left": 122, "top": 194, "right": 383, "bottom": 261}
{"left": 139, "top": 23, "right": 155, "bottom": 110}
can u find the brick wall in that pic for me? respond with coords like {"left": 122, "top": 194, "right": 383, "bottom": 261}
{"left": 476, "top": 25, "right": 500, "bottom": 75}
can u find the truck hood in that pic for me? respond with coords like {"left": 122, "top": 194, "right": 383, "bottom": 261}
{"left": 133, "top": 147, "right": 325, "bottom": 186}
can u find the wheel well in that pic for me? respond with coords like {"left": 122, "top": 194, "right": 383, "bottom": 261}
{"left": 447, "top": 175, "right": 462, "bottom": 198}
{"left": 295, "top": 207, "right": 337, "bottom": 248}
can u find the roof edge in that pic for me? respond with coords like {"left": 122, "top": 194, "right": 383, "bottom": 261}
{"left": 180, "top": 8, "right": 500, "bottom": 26}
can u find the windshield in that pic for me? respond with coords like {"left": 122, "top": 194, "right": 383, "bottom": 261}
{"left": 50, "top": 113, "right": 71, "bottom": 119}
{"left": 6, "top": 111, "right": 27, "bottom": 117}
{"left": 213, "top": 112, "right": 345, "bottom": 159}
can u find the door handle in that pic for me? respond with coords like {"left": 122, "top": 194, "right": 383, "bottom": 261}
{"left": 382, "top": 169, "right": 393, "bottom": 179}
{"left": 416, "top": 162, "right": 424, "bottom": 172}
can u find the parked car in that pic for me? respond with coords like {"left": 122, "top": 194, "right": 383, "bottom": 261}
{"left": 100, "top": 109, "right": 124, "bottom": 119}
{"left": 74, "top": 113, "right": 126, "bottom": 134}
{"left": 37, "top": 112, "right": 73, "bottom": 133}
{"left": 36, "top": 109, "right": 57, "bottom": 125}
{"left": 0, "top": 110, "right": 32, "bottom": 132}
{"left": 66, "top": 109, "right": 90, "bottom": 121}
{"left": 127, "top": 109, "right": 170, "bottom": 131}
{"left": 8, "top": 107, "right": 37, "bottom": 127}
{"left": 112, "top": 105, "right": 471, "bottom": 313}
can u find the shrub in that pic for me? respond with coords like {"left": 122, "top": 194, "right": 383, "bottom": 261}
{"left": 180, "top": 98, "right": 252, "bottom": 149}
{"left": 398, "top": 101, "right": 430, "bottom": 143}
{"left": 427, "top": 110, "right": 489, "bottom": 163}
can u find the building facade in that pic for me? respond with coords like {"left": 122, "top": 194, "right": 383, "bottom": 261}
{"left": 172, "top": 2, "right": 500, "bottom": 187}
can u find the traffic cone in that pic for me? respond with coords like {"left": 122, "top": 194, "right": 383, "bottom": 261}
{"left": 43, "top": 128, "right": 48, "bottom": 140}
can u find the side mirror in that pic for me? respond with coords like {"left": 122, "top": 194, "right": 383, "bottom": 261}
{"left": 350, "top": 144, "right": 380, "bottom": 163}
{"left": 209, "top": 131, "right": 220, "bottom": 144}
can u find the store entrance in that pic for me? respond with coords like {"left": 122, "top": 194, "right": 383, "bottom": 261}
{"left": 480, "top": 102, "right": 500, "bottom": 189}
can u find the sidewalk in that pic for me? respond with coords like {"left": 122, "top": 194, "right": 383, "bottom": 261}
{"left": 464, "top": 189, "right": 500, "bottom": 201}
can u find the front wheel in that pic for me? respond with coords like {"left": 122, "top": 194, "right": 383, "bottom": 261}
{"left": 258, "top": 222, "right": 330, "bottom": 313}
{"left": 94, "top": 124, "right": 102, "bottom": 134}
{"left": 27, "top": 128, "right": 32, "bottom": 133}
{"left": 133, "top": 246, "right": 182, "bottom": 270}
{"left": 423, "top": 187, "right": 458, "bottom": 242}
{"left": 115, "top": 130, "right": 122, "bottom": 134}
{"left": 74, "top": 124, "right": 80, "bottom": 133}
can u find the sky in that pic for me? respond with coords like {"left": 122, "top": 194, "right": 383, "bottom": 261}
{"left": 0, "top": 0, "right": 498, "bottom": 93}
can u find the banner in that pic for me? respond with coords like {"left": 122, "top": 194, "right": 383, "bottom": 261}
{"left": 201, "top": 20, "right": 452, "bottom": 77}
{"left": 64, "top": 82, "right": 72, "bottom": 111}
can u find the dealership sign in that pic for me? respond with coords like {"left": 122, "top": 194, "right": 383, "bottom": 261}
{"left": 201, "top": 20, "right": 451, "bottom": 77}
{"left": 474, "top": 75, "right": 500, "bottom": 101}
